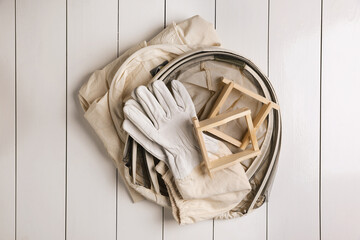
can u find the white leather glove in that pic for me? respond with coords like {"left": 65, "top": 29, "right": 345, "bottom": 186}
{"left": 123, "top": 99, "right": 232, "bottom": 168}
{"left": 123, "top": 80, "right": 199, "bottom": 179}
{"left": 122, "top": 104, "right": 167, "bottom": 161}
{"left": 123, "top": 108, "right": 230, "bottom": 164}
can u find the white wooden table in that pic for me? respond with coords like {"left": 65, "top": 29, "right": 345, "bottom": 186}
{"left": 1, "top": 0, "right": 359, "bottom": 239}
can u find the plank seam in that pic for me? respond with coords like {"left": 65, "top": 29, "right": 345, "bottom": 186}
{"left": 213, "top": 1, "right": 217, "bottom": 238}
{"left": 319, "top": 0, "right": 323, "bottom": 239}
{"left": 65, "top": 0, "right": 68, "bottom": 239}
{"left": 212, "top": 218, "right": 215, "bottom": 240}
{"left": 116, "top": 1, "right": 120, "bottom": 240}
{"left": 162, "top": 2, "right": 166, "bottom": 238}
{"left": 14, "top": 0, "right": 18, "bottom": 239}
{"left": 164, "top": 0, "right": 167, "bottom": 28}
{"left": 266, "top": 0, "right": 270, "bottom": 239}
{"left": 214, "top": 0, "right": 217, "bottom": 29}
{"left": 115, "top": 171, "right": 118, "bottom": 240}
{"left": 267, "top": 0, "right": 270, "bottom": 78}
{"left": 266, "top": 202, "right": 269, "bottom": 240}
{"left": 117, "top": 0, "right": 119, "bottom": 58}
{"left": 162, "top": 207, "right": 164, "bottom": 240}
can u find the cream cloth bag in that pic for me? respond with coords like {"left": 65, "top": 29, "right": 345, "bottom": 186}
{"left": 78, "top": 15, "right": 222, "bottom": 202}
{"left": 78, "top": 15, "right": 282, "bottom": 224}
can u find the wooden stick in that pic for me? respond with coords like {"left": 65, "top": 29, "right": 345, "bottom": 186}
{"left": 208, "top": 80, "right": 234, "bottom": 118}
{"left": 197, "top": 108, "right": 250, "bottom": 131}
{"left": 209, "top": 149, "right": 261, "bottom": 172}
{"left": 205, "top": 128, "right": 242, "bottom": 147}
{"left": 222, "top": 77, "right": 280, "bottom": 110}
{"left": 245, "top": 113, "right": 259, "bottom": 151}
{"left": 240, "top": 102, "right": 274, "bottom": 150}
{"left": 192, "top": 117, "right": 213, "bottom": 178}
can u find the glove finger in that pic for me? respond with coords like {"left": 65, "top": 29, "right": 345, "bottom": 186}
{"left": 171, "top": 80, "right": 196, "bottom": 117}
{"left": 136, "top": 86, "right": 166, "bottom": 129}
{"left": 123, "top": 100, "right": 158, "bottom": 141}
{"left": 125, "top": 98, "right": 145, "bottom": 114}
{"left": 122, "top": 119, "right": 166, "bottom": 161}
{"left": 152, "top": 80, "right": 178, "bottom": 117}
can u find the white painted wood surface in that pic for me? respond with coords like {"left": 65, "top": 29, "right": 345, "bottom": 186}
{"left": 1, "top": 0, "right": 359, "bottom": 239}
{"left": 117, "top": 1, "right": 163, "bottom": 239}
{"left": 217, "top": 0, "right": 268, "bottom": 71}
{"left": 164, "top": 2, "right": 215, "bottom": 239}
{"left": 166, "top": 0, "right": 215, "bottom": 25}
{"left": 267, "top": 0, "right": 321, "bottom": 239}
{"left": 67, "top": 0, "right": 117, "bottom": 239}
{"left": 16, "top": 0, "right": 66, "bottom": 239}
{"left": 0, "top": 0, "right": 15, "bottom": 239}
{"left": 214, "top": 1, "right": 268, "bottom": 239}
{"left": 322, "top": 0, "right": 360, "bottom": 239}
{"left": 119, "top": 0, "right": 164, "bottom": 55}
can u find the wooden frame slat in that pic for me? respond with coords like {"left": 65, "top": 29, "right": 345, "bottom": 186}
{"left": 193, "top": 107, "right": 260, "bottom": 175}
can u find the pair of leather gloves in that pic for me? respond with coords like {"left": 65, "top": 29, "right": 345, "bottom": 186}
{"left": 122, "top": 80, "right": 251, "bottom": 200}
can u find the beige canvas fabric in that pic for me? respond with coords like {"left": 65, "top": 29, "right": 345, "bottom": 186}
{"left": 78, "top": 15, "right": 274, "bottom": 224}
{"left": 155, "top": 161, "right": 250, "bottom": 225}
{"left": 78, "top": 15, "right": 221, "bottom": 202}
{"left": 150, "top": 59, "right": 271, "bottom": 223}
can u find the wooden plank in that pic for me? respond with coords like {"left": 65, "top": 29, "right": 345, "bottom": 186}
{"left": 217, "top": 0, "right": 268, "bottom": 72}
{"left": 267, "top": 0, "right": 321, "bottom": 239}
{"left": 166, "top": 0, "right": 215, "bottom": 25}
{"left": 67, "top": 0, "right": 117, "bottom": 239}
{"left": 164, "top": 1, "right": 215, "bottom": 238}
{"left": 322, "top": 0, "right": 360, "bottom": 239}
{"left": 117, "top": 0, "right": 164, "bottom": 239}
{"left": 119, "top": 0, "right": 164, "bottom": 55}
{"left": 117, "top": 178, "right": 163, "bottom": 240}
{"left": 163, "top": 208, "right": 213, "bottom": 240}
{"left": 16, "top": 0, "right": 66, "bottom": 239}
{"left": 214, "top": 207, "right": 267, "bottom": 240}
{"left": 0, "top": 0, "right": 15, "bottom": 238}
{"left": 214, "top": 0, "right": 268, "bottom": 239}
